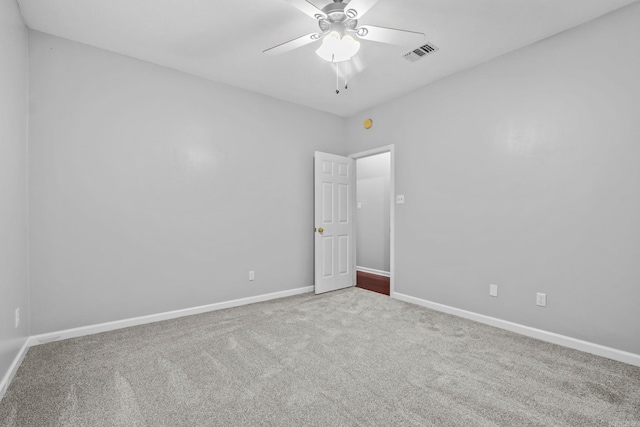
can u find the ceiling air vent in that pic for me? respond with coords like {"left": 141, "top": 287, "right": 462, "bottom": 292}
{"left": 403, "top": 43, "right": 438, "bottom": 62}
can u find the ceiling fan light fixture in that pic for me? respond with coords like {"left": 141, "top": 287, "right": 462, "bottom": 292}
{"left": 316, "top": 31, "right": 361, "bottom": 63}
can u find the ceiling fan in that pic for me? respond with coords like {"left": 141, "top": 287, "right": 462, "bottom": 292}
{"left": 263, "top": 0, "right": 425, "bottom": 61}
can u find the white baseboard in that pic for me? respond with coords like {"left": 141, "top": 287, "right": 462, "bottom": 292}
{"left": 1, "top": 286, "right": 312, "bottom": 402}
{"left": 6, "top": 285, "right": 636, "bottom": 405}
{"left": 393, "top": 292, "right": 640, "bottom": 367}
{"left": 356, "top": 266, "right": 391, "bottom": 277}
{"left": 28, "top": 286, "right": 314, "bottom": 346}
{"left": 0, "top": 338, "right": 30, "bottom": 403}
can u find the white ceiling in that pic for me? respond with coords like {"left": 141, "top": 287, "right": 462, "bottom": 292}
{"left": 17, "top": 0, "right": 638, "bottom": 117}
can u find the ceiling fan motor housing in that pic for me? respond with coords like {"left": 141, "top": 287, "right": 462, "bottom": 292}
{"left": 319, "top": 1, "right": 358, "bottom": 34}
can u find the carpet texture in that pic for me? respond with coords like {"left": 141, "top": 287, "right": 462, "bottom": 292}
{"left": 1, "top": 288, "right": 639, "bottom": 426}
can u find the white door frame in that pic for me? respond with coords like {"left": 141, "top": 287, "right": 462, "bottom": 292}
{"left": 349, "top": 145, "right": 395, "bottom": 296}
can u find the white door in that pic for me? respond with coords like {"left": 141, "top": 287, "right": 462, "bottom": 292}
{"left": 314, "top": 152, "right": 356, "bottom": 294}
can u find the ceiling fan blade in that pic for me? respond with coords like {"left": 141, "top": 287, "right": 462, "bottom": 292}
{"left": 284, "top": 0, "right": 327, "bottom": 20}
{"left": 355, "top": 25, "right": 425, "bottom": 46}
{"left": 263, "top": 32, "right": 322, "bottom": 55}
{"left": 344, "top": 0, "right": 379, "bottom": 19}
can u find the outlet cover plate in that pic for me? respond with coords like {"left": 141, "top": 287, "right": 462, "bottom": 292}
{"left": 536, "top": 292, "right": 547, "bottom": 307}
{"left": 489, "top": 284, "right": 498, "bottom": 297}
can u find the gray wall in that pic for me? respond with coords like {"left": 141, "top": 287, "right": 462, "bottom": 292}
{"left": 0, "top": 0, "right": 29, "bottom": 386}
{"left": 7, "top": 0, "right": 640, "bottom": 363}
{"left": 356, "top": 153, "right": 390, "bottom": 272}
{"left": 28, "top": 31, "right": 346, "bottom": 334}
{"left": 346, "top": 3, "right": 640, "bottom": 354}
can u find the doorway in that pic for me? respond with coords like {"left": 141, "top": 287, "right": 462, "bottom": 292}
{"left": 350, "top": 146, "right": 394, "bottom": 296}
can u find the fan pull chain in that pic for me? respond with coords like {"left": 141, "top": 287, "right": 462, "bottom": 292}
{"left": 345, "top": 60, "right": 349, "bottom": 90}
{"left": 334, "top": 60, "right": 351, "bottom": 94}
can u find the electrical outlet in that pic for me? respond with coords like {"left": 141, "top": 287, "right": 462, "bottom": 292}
{"left": 15, "top": 308, "right": 19, "bottom": 328}
{"left": 249, "top": 270, "right": 255, "bottom": 281}
{"left": 489, "top": 284, "right": 498, "bottom": 297}
{"left": 396, "top": 195, "right": 405, "bottom": 204}
{"left": 536, "top": 293, "right": 547, "bottom": 307}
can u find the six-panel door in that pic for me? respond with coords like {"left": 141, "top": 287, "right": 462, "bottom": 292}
{"left": 314, "top": 152, "right": 355, "bottom": 294}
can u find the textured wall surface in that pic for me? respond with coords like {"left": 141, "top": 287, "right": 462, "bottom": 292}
{"left": 346, "top": 3, "right": 640, "bottom": 354}
{"left": 28, "top": 31, "right": 346, "bottom": 334}
{"left": 356, "top": 153, "right": 390, "bottom": 272}
{"left": 0, "top": 0, "right": 29, "bottom": 391}
{"left": 10, "top": 0, "right": 640, "bottom": 365}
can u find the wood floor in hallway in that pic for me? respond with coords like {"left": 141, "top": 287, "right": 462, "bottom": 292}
{"left": 356, "top": 270, "right": 390, "bottom": 296}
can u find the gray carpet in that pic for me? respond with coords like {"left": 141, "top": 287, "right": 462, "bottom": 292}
{"left": 1, "top": 288, "right": 639, "bottom": 426}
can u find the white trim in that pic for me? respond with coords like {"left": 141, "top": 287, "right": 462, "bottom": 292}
{"left": 28, "top": 286, "right": 313, "bottom": 346}
{"left": 4, "top": 285, "right": 637, "bottom": 404}
{"left": 393, "top": 292, "right": 640, "bottom": 367}
{"left": 356, "top": 266, "right": 391, "bottom": 277}
{"left": 0, "top": 338, "right": 30, "bottom": 402}
{"left": 349, "top": 145, "right": 395, "bottom": 295}
{"left": 0, "top": 286, "right": 312, "bottom": 402}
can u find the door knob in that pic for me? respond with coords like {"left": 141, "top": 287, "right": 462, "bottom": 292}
{"left": 317, "top": 227, "right": 324, "bottom": 233}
